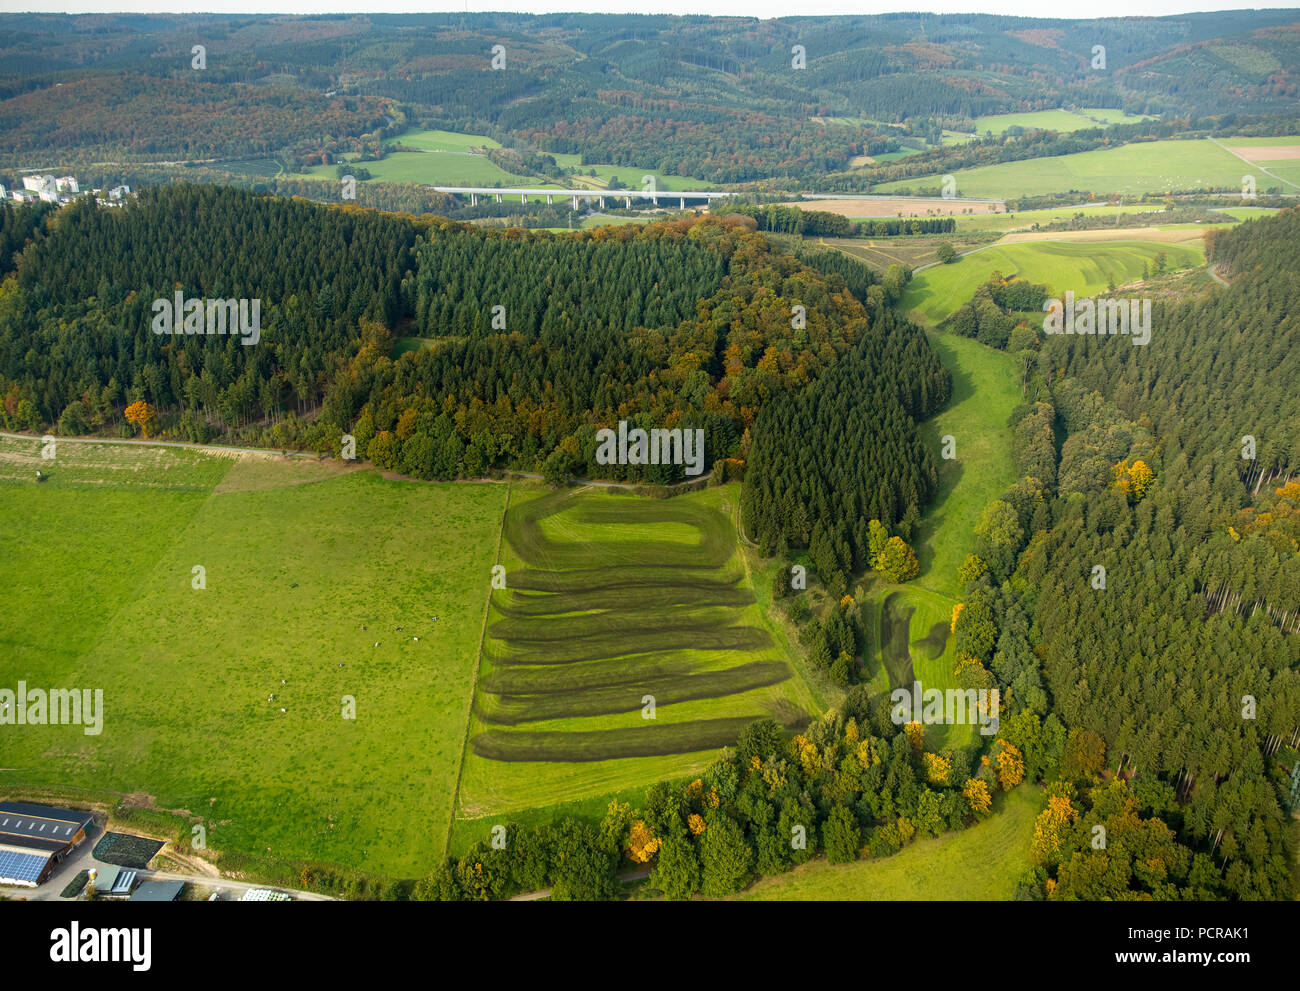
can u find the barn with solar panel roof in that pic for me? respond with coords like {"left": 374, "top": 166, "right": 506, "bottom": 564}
{"left": 0, "top": 801, "right": 94, "bottom": 887}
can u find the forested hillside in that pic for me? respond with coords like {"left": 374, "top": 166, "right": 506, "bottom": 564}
{"left": 0, "top": 186, "right": 944, "bottom": 489}
{"left": 946, "top": 209, "right": 1300, "bottom": 900}
{"left": 2, "top": 11, "right": 1296, "bottom": 183}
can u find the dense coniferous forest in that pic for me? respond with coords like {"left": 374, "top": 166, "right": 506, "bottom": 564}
{"left": 940, "top": 209, "right": 1300, "bottom": 899}
{"left": 741, "top": 308, "right": 950, "bottom": 592}
{"left": 0, "top": 186, "right": 945, "bottom": 489}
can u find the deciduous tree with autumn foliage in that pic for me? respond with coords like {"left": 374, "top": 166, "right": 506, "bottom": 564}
{"left": 123, "top": 400, "right": 156, "bottom": 437}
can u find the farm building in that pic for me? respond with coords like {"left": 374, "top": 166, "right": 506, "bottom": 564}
{"left": 129, "top": 880, "right": 184, "bottom": 901}
{"left": 90, "top": 865, "right": 138, "bottom": 897}
{"left": 0, "top": 801, "right": 95, "bottom": 886}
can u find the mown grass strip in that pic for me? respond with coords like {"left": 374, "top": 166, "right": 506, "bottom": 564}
{"left": 478, "top": 652, "right": 704, "bottom": 695}
{"left": 470, "top": 716, "right": 765, "bottom": 762}
{"left": 507, "top": 565, "right": 744, "bottom": 593}
{"left": 485, "top": 625, "right": 774, "bottom": 666}
{"left": 489, "top": 605, "right": 745, "bottom": 644}
{"left": 493, "top": 582, "right": 753, "bottom": 618}
{"left": 477, "top": 660, "right": 792, "bottom": 725}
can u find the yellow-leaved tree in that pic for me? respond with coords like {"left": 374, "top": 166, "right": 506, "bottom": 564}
{"left": 1112, "top": 459, "right": 1154, "bottom": 502}
{"left": 993, "top": 740, "right": 1025, "bottom": 791}
{"left": 1031, "top": 793, "right": 1078, "bottom": 865}
{"left": 626, "top": 820, "right": 661, "bottom": 863}
{"left": 923, "top": 751, "right": 952, "bottom": 786}
{"left": 123, "top": 400, "right": 157, "bottom": 437}
{"left": 904, "top": 721, "right": 925, "bottom": 752}
{"left": 963, "top": 778, "right": 992, "bottom": 816}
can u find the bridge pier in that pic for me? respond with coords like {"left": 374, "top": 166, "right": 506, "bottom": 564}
{"left": 599, "top": 197, "right": 606, "bottom": 209}
{"left": 546, "top": 194, "right": 554, "bottom": 205}
{"left": 680, "top": 196, "right": 685, "bottom": 209}
{"left": 470, "top": 193, "right": 477, "bottom": 207}
{"left": 624, "top": 196, "right": 631, "bottom": 209}
{"left": 495, "top": 193, "right": 502, "bottom": 204}
{"left": 572, "top": 195, "right": 580, "bottom": 209}
{"left": 521, "top": 193, "right": 527, "bottom": 204}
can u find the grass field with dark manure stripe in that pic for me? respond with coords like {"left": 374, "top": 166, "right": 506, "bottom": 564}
{"left": 475, "top": 488, "right": 783, "bottom": 729}
{"left": 492, "top": 582, "right": 753, "bottom": 617}
{"left": 504, "top": 489, "right": 734, "bottom": 569}
{"left": 476, "top": 661, "right": 793, "bottom": 724}
{"left": 880, "top": 592, "right": 917, "bottom": 689}
{"left": 478, "top": 652, "right": 700, "bottom": 694}
{"left": 484, "top": 624, "right": 774, "bottom": 665}
{"left": 453, "top": 483, "right": 817, "bottom": 816}
{"left": 471, "top": 716, "right": 766, "bottom": 761}
{"left": 489, "top": 605, "right": 744, "bottom": 643}
{"left": 507, "top": 566, "right": 745, "bottom": 592}
{"left": 913, "top": 621, "right": 950, "bottom": 660}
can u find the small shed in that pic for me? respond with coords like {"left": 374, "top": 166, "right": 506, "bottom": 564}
{"left": 129, "top": 879, "right": 184, "bottom": 901}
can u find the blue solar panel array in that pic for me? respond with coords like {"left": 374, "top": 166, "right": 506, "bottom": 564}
{"left": 0, "top": 848, "right": 50, "bottom": 884}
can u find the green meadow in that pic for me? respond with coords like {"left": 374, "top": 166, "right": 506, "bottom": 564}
{"left": 1213, "top": 206, "right": 1284, "bottom": 221}
{"left": 874, "top": 138, "right": 1257, "bottom": 198}
{"left": 0, "top": 438, "right": 505, "bottom": 877}
{"left": 290, "top": 128, "right": 714, "bottom": 198}
{"left": 912, "top": 332, "right": 1022, "bottom": 596}
{"left": 545, "top": 151, "right": 720, "bottom": 191}
{"left": 853, "top": 331, "right": 1020, "bottom": 749}
{"left": 737, "top": 785, "right": 1042, "bottom": 899}
{"left": 901, "top": 239, "right": 1204, "bottom": 327}
{"left": 971, "top": 108, "right": 1148, "bottom": 134}
{"left": 294, "top": 152, "right": 556, "bottom": 190}
{"left": 1220, "top": 135, "right": 1300, "bottom": 147}
{"left": 955, "top": 203, "right": 1275, "bottom": 235}
{"left": 954, "top": 203, "right": 1174, "bottom": 234}
{"left": 392, "top": 128, "right": 501, "bottom": 152}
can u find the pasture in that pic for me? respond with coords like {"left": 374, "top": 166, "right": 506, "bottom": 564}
{"left": 392, "top": 128, "right": 501, "bottom": 152}
{"left": 737, "top": 785, "right": 1042, "bottom": 900}
{"left": 819, "top": 235, "right": 992, "bottom": 274}
{"left": 911, "top": 332, "right": 1022, "bottom": 596}
{"left": 865, "top": 585, "right": 974, "bottom": 747}
{"left": 954, "top": 203, "right": 1180, "bottom": 234}
{"left": 296, "top": 151, "right": 556, "bottom": 189}
{"left": 0, "top": 436, "right": 505, "bottom": 876}
{"left": 453, "top": 483, "right": 816, "bottom": 818}
{"left": 971, "top": 108, "right": 1148, "bottom": 134}
{"left": 873, "top": 138, "right": 1262, "bottom": 198}
{"left": 293, "top": 128, "right": 715, "bottom": 198}
{"left": 853, "top": 330, "right": 1020, "bottom": 750}
{"left": 788, "top": 196, "right": 1005, "bottom": 219}
{"left": 901, "top": 239, "right": 1205, "bottom": 327}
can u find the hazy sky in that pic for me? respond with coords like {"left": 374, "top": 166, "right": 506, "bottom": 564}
{"left": 9, "top": 2, "right": 1299, "bottom": 18}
